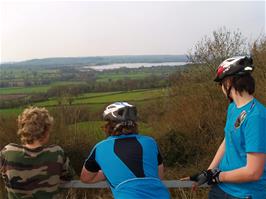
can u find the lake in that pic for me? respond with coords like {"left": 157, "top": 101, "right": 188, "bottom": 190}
{"left": 83, "top": 62, "right": 188, "bottom": 71}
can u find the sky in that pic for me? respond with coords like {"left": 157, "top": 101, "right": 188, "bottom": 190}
{"left": 0, "top": 1, "right": 265, "bottom": 62}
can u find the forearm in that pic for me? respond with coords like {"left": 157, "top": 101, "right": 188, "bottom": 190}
{"left": 219, "top": 167, "right": 261, "bottom": 183}
{"left": 89, "top": 170, "right": 106, "bottom": 183}
{"left": 208, "top": 139, "right": 225, "bottom": 169}
{"left": 219, "top": 153, "right": 265, "bottom": 183}
{"left": 158, "top": 164, "right": 164, "bottom": 179}
{"left": 80, "top": 169, "right": 106, "bottom": 183}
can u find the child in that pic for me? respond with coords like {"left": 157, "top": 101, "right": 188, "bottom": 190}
{"left": 0, "top": 107, "right": 75, "bottom": 199}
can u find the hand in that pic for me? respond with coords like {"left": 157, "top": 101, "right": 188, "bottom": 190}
{"left": 189, "top": 170, "right": 209, "bottom": 186}
{"left": 207, "top": 168, "right": 221, "bottom": 185}
{"left": 185, "top": 168, "right": 221, "bottom": 186}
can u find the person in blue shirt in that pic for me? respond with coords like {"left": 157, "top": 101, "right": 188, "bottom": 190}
{"left": 183, "top": 56, "right": 266, "bottom": 199}
{"left": 80, "top": 102, "right": 170, "bottom": 199}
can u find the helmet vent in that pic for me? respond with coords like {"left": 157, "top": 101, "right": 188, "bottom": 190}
{"left": 244, "top": 67, "right": 252, "bottom": 71}
{"left": 118, "top": 109, "right": 124, "bottom": 116}
{"left": 227, "top": 59, "right": 235, "bottom": 62}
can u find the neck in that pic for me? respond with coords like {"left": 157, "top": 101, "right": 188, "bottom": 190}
{"left": 232, "top": 90, "right": 254, "bottom": 108}
{"left": 24, "top": 141, "right": 43, "bottom": 149}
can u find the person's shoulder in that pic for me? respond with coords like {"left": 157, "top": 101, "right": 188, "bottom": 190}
{"left": 91, "top": 138, "right": 114, "bottom": 151}
{"left": 136, "top": 134, "right": 157, "bottom": 144}
{"left": 43, "top": 144, "right": 66, "bottom": 154}
{"left": 251, "top": 99, "right": 266, "bottom": 118}
{"left": 1, "top": 143, "right": 23, "bottom": 153}
{"left": 228, "top": 102, "right": 235, "bottom": 111}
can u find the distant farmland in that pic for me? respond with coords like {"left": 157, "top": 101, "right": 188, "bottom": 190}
{"left": 0, "top": 88, "right": 166, "bottom": 116}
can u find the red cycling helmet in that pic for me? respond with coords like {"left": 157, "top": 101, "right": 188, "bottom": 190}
{"left": 214, "top": 56, "right": 254, "bottom": 82}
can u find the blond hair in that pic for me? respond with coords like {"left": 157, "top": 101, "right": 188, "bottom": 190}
{"left": 17, "top": 107, "right": 54, "bottom": 144}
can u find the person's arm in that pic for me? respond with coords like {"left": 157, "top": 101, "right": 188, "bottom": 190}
{"left": 80, "top": 148, "right": 106, "bottom": 183}
{"left": 180, "top": 139, "right": 225, "bottom": 186}
{"left": 80, "top": 167, "right": 106, "bottom": 183}
{"left": 219, "top": 153, "right": 265, "bottom": 182}
{"left": 219, "top": 115, "right": 266, "bottom": 182}
{"left": 157, "top": 145, "right": 164, "bottom": 179}
{"left": 208, "top": 138, "right": 225, "bottom": 169}
{"left": 60, "top": 155, "right": 76, "bottom": 181}
{"left": 214, "top": 115, "right": 266, "bottom": 183}
{"left": 158, "top": 164, "right": 164, "bottom": 179}
{"left": 0, "top": 150, "right": 4, "bottom": 173}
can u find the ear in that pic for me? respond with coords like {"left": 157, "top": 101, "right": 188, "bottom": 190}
{"left": 223, "top": 78, "right": 232, "bottom": 90}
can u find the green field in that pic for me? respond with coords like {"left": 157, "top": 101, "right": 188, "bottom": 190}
{"left": 0, "top": 81, "right": 85, "bottom": 95}
{"left": 69, "top": 120, "right": 154, "bottom": 141}
{"left": 97, "top": 72, "right": 150, "bottom": 82}
{"left": 0, "top": 88, "right": 166, "bottom": 116}
{"left": 34, "top": 89, "right": 164, "bottom": 106}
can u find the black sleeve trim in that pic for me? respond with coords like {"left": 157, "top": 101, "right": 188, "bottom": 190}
{"left": 84, "top": 149, "right": 101, "bottom": 172}
{"left": 157, "top": 148, "right": 163, "bottom": 165}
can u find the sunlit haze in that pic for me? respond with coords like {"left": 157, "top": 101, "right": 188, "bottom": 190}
{"left": 0, "top": 1, "right": 265, "bottom": 62}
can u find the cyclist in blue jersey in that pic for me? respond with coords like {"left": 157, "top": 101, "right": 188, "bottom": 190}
{"left": 80, "top": 102, "right": 170, "bottom": 199}
{"left": 183, "top": 56, "right": 266, "bottom": 199}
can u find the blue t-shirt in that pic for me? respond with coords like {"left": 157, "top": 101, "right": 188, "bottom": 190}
{"left": 84, "top": 134, "right": 170, "bottom": 199}
{"left": 218, "top": 98, "right": 266, "bottom": 199}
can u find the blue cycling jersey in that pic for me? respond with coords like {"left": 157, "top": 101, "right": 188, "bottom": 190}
{"left": 84, "top": 134, "right": 170, "bottom": 199}
{"left": 218, "top": 98, "right": 266, "bottom": 199}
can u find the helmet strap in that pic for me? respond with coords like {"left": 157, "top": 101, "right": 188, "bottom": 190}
{"left": 226, "top": 86, "right": 233, "bottom": 103}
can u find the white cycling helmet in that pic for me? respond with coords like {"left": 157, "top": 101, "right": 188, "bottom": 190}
{"left": 214, "top": 56, "right": 254, "bottom": 82}
{"left": 103, "top": 102, "right": 137, "bottom": 122}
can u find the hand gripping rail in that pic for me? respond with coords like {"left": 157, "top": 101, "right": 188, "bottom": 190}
{"left": 61, "top": 180, "right": 209, "bottom": 189}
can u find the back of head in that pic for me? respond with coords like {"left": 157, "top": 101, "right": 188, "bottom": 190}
{"left": 214, "top": 56, "right": 255, "bottom": 97}
{"left": 103, "top": 102, "right": 138, "bottom": 136}
{"left": 17, "top": 107, "right": 54, "bottom": 144}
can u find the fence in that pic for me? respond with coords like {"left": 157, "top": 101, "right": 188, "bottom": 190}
{"left": 61, "top": 180, "right": 208, "bottom": 189}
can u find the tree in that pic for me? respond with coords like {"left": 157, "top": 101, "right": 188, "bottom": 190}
{"left": 187, "top": 27, "right": 248, "bottom": 74}
{"left": 251, "top": 36, "right": 266, "bottom": 104}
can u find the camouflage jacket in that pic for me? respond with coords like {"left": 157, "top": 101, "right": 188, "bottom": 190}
{"left": 0, "top": 143, "right": 75, "bottom": 199}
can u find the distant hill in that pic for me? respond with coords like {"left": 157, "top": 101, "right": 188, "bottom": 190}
{"left": 0, "top": 55, "right": 188, "bottom": 68}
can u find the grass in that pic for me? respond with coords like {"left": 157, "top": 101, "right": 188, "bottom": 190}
{"left": 0, "top": 89, "right": 165, "bottom": 117}
{"left": 33, "top": 89, "right": 164, "bottom": 106}
{"left": 0, "top": 85, "right": 51, "bottom": 95}
{"left": 72, "top": 89, "right": 164, "bottom": 104}
{"left": 0, "top": 81, "right": 85, "bottom": 95}
{"left": 0, "top": 108, "right": 24, "bottom": 116}
{"left": 96, "top": 72, "right": 149, "bottom": 82}
{"left": 69, "top": 121, "right": 154, "bottom": 139}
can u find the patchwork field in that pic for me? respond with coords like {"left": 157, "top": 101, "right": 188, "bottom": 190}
{"left": 0, "top": 81, "right": 85, "bottom": 95}
{"left": 0, "top": 88, "right": 166, "bottom": 116}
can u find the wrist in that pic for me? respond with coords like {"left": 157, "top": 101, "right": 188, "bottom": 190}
{"left": 218, "top": 171, "right": 225, "bottom": 182}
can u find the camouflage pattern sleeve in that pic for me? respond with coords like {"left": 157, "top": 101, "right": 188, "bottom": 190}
{"left": 1, "top": 144, "right": 75, "bottom": 198}
{"left": 0, "top": 148, "right": 5, "bottom": 173}
{"left": 0, "top": 150, "right": 3, "bottom": 172}
{"left": 60, "top": 153, "right": 76, "bottom": 181}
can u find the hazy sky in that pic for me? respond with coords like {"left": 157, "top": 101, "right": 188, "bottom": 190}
{"left": 0, "top": 1, "right": 265, "bottom": 62}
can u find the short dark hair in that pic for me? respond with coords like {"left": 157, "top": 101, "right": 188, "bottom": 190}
{"left": 222, "top": 74, "right": 255, "bottom": 95}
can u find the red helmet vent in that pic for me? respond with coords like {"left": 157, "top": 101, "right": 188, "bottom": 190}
{"left": 217, "top": 66, "right": 225, "bottom": 76}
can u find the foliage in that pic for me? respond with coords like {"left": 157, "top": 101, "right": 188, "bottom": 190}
{"left": 187, "top": 27, "right": 248, "bottom": 74}
{"left": 252, "top": 36, "right": 266, "bottom": 104}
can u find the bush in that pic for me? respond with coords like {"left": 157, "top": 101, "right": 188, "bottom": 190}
{"left": 158, "top": 130, "right": 195, "bottom": 167}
